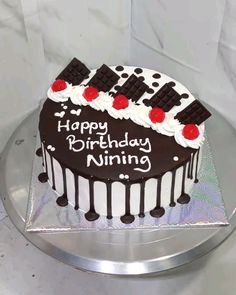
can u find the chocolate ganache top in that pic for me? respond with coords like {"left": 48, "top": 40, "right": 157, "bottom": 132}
{"left": 39, "top": 98, "right": 194, "bottom": 182}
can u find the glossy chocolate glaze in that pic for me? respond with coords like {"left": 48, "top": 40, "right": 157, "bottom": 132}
{"left": 39, "top": 99, "right": 194, "bottom": 181}
{"left": 39, "top": 98, "right": 199, "bottom": 224}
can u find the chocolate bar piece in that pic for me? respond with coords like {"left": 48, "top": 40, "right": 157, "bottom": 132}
{"left": 56, "top": 58, "right": 90, "bottom": 85}
{"left": 87, "top": 64, "right": 119, "bottom": 92}
{"left": 115, "top": 74, "right": 148, "bottom": 102}
{"left": 144, "top": 82, "right": 187, "bottom": 112}
{"left": 175, "top": 100, "right": 211, "bottom": 125}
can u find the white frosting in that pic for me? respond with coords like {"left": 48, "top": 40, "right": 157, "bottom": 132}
{"left": 47, "top": 82, "right": 72, "bottom": 102}
{"left": 70, "top": 85, "right": 88, "bottom": 106}
{"left": 46, "top": 66, "right": 208, "bottom": 149}
{"left": 89, "top": 92, "right": 113, "bottom": 112}
{"left": 130, "top": 104, "right": 152, "bottom": 128}
{"left": 150, "top": 112, "right": 180, "bottom": 137}
{"left": 174, "top": 124, "right": 205, "bottom": 149}
{"left": 107, "top": 100, "right": 136, "bottom": 120}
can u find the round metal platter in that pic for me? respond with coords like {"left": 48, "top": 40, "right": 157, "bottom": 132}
{"left": 0, "top": 107, "right": 236, "bottom": 276}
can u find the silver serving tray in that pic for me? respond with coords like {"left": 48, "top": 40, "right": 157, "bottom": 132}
{"left": 0, "top": 107, "right": 236, "bottom": 275}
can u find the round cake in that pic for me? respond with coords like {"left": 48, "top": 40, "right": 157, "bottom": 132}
{"left": 38, "top": 58, "right": 211, "bottom": 224}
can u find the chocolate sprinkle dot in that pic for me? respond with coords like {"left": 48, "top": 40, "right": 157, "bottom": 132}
{"left": 121, "top": 73, "right": 129, "bottom": 78}
{"left": 152, "top": 73, "right": 161, "bottom": 79}
{"left": 147, "top": 88, "right": 154, "bottom": 94}
{"left": 134, "top": 68, "right": 143, "bottom": 74}
{"left": 114, "top": 85, "right": 121, "bottom": 91}
{"left": 182, "top": 93, "right": 189, "bottom": 98}
{"left": 152, "top": 82, "right": 159, "bottom": 87}
{"left": 115, "top": 66, "right": 124, "bottom": 71}
{"left": 138, "top": 76, "right": 145, "bottom": 82}
{"left": 168, "top": 81, "right": 176, "bottom": 87}
{"left": 109, "top": 91, "right": 115, "bottom": 96}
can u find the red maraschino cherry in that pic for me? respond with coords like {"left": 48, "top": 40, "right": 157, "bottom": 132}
{"left": 149, "top": 108, "right": 165, "bottom": 123}
{"left": 51, "top": 79, "right": 67, "bottom": 92}
{"left": 83, "top": 86, "right": 99, "bottom": 101}
{"left": 182, "top": 124, "right": 200, "bottom": 140}
{"left": 113, "top": 95, "right": 129, "bottom": 110}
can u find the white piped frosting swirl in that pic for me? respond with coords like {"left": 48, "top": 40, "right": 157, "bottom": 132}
{"left": 47, "top": 82, "right": 72, "bottom": 103}
{"left": 174, "top": 124, "right": 205, "bottom": 149}
{"left": 47, "top": 82, "right": 206, "bottom": 149}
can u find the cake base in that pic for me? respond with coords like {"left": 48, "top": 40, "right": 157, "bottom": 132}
{"left": 1, "top": 102, "right": 232, "bottom": 276}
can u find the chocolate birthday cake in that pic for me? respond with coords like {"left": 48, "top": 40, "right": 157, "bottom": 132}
{"left": 37, "top": 58, "right": 211, "bottom": 224}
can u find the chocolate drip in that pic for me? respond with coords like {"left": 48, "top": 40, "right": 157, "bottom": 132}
{"left": 120, "top": 183, "right": 135, "bottom": 224}
{"left": 194, "top": 148, "right": 200, "bottom": 183}
{"left": 49, "top": 154, "right": 56, "bottom": 190}
{"left": 38, "top": 172, "right": 48, "bottom": 183}
{"left": 85, "top": 179, "right": 99, "bottom": 221}
{"left": 42, "top": 144, "right": 48, "bottom": 175}
{"left": 150, "top": 177, "right": 165, "bottom": 218}
{"left": 190, "top": 152, "right": 196, "bottom": 179}
{"left": 106, "top": 182, "right": 112, "bottom": 219}
{"left": 74, "top": 174, "right": 79, "bottom": 210}
{"left": 36, "top": 147, "right": 42, "bottom": 157}
{"left": 190, "top": 154, "right": 194, "bottom": 179}
{"left": 56, "top": 166, "right": 68, "bottom": 207}
{"left": 169, "top": 170, "right": 176, "bottom": 207}
{"left": 177, "top": 163, "right": 190, "bottom": 204}
{"left": 138, "top": 181, "right": 146, "bottom": 218}
{"left": 187, "top": 154, "right": 192, "bottom": 179}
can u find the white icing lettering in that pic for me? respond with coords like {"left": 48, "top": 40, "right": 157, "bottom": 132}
{"left": 58, "top": 120, "right": 70, "bottom": 132}
{"left": 107, "top": 135, "right": 118, "bottom": 148}
{"left": 97, "top": 122, "right": 108, "bottom": 135}
{"left": 66, "top": 135, "right": 85, "bottom": 152}
{"left": 99, "top": 136, "right": 108, "bottom": 149}
{"left": 87, "top": 154, "right": 103, "bottom": 167}
{"left": 128, "top": 155, "right": 139, "bottom": 165}
{"left": 71, "top": 121, "right": 80, "bottom": 131}
{"left": 119, "top": 132, "right": 129, "bottom": 147}
{"left": 139, "top": 138, "right": 151, "bottom": 153}
{"left": 80, "top": 122, "right": 90, "bottom": 134}
{"left": 134, "top": 156, "right": 151, "bottom": 172}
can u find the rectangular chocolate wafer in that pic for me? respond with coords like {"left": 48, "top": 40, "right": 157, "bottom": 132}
{"left": 115, "top": 74, "right": 148, "bottom": 102}
{"left": 144, "top": 82, "right": 182, "bottom": 111}
{"left": 175, "top": 100, "right": 211, "bottom": 125}
{"left": 87, "top": 64, "right": 120, "bottom": 92}
{"left": 56, "top": 58, "right": 90, "bottom": 85}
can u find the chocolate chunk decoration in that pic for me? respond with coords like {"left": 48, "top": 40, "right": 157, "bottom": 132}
{"left": 87, "top": 64, "right": 120, "bottom": 92}
{"left": 115, "top": 74, "right": 149, "bottom": 102}
{"left": 56, "top": 57, "right": 90, "bottom": 86}
{"left": 175, "top": 100, "right": 211, "bottom": 125}
{"left": 144, "top": 82, "right": 187, "bottom": 112}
